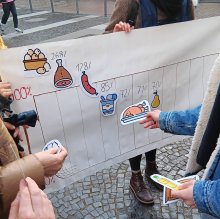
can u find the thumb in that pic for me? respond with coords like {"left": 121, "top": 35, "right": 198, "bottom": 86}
{"left": 47, "top": 148, "right": 58, "bottom": 154}
{"left": 146, "top": 112, "right": 153, "bottom": 118}
{"left": 178, "top": 180, "right": 195, "bottom": 190}
{"left": 171, "top": 190, "right": 181, "bottom": 199}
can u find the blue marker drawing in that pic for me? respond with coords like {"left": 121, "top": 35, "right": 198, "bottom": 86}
{"left": 100, "top": 93, "right": 118, "bottom": 116}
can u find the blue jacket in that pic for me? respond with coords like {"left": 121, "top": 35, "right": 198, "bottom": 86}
{"left": 159, "top": 105, "right": 201, "bottom": 136}
{"left": 158, "top": 104, "right": 220, "bottom": 217}
{"left": 194, "top": 146, "right": 220, "bottom": 218}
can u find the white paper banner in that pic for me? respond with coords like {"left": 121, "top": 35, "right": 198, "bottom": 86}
{"left": 1, "top": 17, "right": 220, "bottom": 192}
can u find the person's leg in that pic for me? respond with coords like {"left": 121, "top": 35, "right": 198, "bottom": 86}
{"left": 10, "top": 2, "right": 18, "bottom": 28}
{"left": 10, "top": 1, "right": 22, "bottom": 32}
{"left": 145, "top": 149, "right": 163, "bottom": 190}
{"left": 129, "top": 154, "right": 154, "bottom": 204}
{"left": 1, "top": 3, "right": 10, "bottom": 32}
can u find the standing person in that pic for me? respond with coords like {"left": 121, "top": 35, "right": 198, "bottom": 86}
{"left": 0, "top": 116, "right": 68, "bottom": 218}
{"left": 0, "top": 0, "right": 23, "bottom": 35}
{"left": 105, "top": 0, "right": 194, "bottom": 205}
{"left": 143, "top": 55, "right": 220, "bottom": 219}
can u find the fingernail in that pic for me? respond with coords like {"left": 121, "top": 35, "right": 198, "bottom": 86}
{"left": 20, "top": 178, "right": 28, "bottom": 188}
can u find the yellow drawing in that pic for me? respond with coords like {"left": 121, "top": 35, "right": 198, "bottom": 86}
{"left": 151, "top": 90, "right": 160, "bottom": 108}
{"left": 151, "top": 174, "right": 180, "bottom": 190}
{"left": 23, "top": 48, "right": 51, "bottom": 74}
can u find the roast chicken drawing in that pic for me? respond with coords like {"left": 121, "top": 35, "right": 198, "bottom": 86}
{"left": 120, "top": 100, "right": 151, "bottom": 125}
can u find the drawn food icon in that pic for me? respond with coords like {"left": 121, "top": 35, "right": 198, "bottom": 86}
{"left": 151, "top": 90, "right": 160, "bottom": 108}
{"left": 123, "top": 105, "right": 145, "bottom": 117}
{"left": 120, "top": 100, "right": 151, "bottom": 125}
{"left": 81, "top": 71, "right": 98, "bottom": 96}
{"left": 100, "top": 94, "right": 118, "bottom": 116}
{"left": 23, "top": 48, "right": 51, "bottom": 74}
{"left": 152, "top": 175, "right": 179, "bottom": 190}
{"left": 54, "top": 59, "right": 73, "bottom": 88}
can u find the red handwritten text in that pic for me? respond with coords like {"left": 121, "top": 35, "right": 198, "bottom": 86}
{"left": 11, "top": 86, "right": 32, "bottom": 101}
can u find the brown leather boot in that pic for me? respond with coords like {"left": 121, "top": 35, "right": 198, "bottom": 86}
{"left": 130, "top": 171, "right": 154, "bottom": 204}
{"left": 145, "top": 161, "right": 163, "bottom": 191}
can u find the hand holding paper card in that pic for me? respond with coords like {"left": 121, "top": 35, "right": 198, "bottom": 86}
{"left": 163, "top": 175, "right": 199, "bottom": 205}
{"left": 43, "top": 139, "right": 62, "bottom": 154}
{"left": 150, "top": 174, "right": 181, "bottom": 190}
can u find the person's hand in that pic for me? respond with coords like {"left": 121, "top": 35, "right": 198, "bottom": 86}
{"left": 0, "top": 82, "right": 13, "bottom": 98}
{"left": 35, "top": 147, "right": 68, "bottom": 176}
{"left": 172, "top": 180, "right": 196, "bottom": 208}
{"left": 4, "top": 122, "right": 24, "bottom": 141}
{"left": 139, "top": 110, "right": 161, "bottom": 129}
{"left": 113, "top": 21, "right": 132, "bottom": 32}
{"left": 0, "top": 3, "right": 3, "bottom": 9}
{"left": 9, "top": 177, "right": 55, "bottom": 219}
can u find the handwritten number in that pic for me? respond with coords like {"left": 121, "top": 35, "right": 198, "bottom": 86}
{"left": 76, "top": 61, "right": 91, "bottom": 72}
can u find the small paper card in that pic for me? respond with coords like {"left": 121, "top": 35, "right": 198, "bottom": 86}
{"left": 43, "top": 139, "right": 62, "bottom": 154}
{"left": 163, "top": 175, "right": 199, "bottom": 205}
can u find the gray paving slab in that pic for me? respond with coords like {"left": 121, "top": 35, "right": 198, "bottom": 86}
{"left": 2, "top": 15, "right": 108, "bottom": 47}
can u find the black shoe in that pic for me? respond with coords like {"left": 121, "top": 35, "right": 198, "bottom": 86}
{"left": 145, "top": 161, "right": 163, "bottom": 191}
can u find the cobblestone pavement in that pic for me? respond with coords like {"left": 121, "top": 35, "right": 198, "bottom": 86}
{"left": 48, "top": 137, "right": 203, "bottom": 219}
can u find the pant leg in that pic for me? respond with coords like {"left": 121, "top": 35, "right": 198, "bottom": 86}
{"left": 9, "top": 2, "right": 18, "bottom": 28}
{"left": 129, "top": 154, "right": 142, "bottom": 171}
{"left": 1, "top": 3, "right": 10, "bottom": 25}
{"left": 145, "top": 149, "right": 156, "bottom": 162}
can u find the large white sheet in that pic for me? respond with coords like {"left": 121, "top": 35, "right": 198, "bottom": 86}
{"left": 0, "top": 16, "right": 220, "bottom": 192}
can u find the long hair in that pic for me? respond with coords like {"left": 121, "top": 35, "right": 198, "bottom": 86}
{"left": 152, "top": 0, "right": 182, "bottom": 19}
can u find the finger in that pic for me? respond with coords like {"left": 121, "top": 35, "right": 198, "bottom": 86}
{"left": 178, "top": 180, "right": 195, "bottom": 190}
{"left": 171, "top": 190, "right": 182, "bottom": 199}
{"left": 8, "top": 192, "right": 20, "bottom": 219}
{"left": 2, "top": 89, "right": 13, "bottom": 95}
{"left": 13, "top": 127, "right": 19, "bottom": 138}
{"left": 41, "top": 196, "right": 55, "bottom": 218}
{"left": 25, "top": 177, "right": 44, "bottom": 213}
{"left": 18, "top": 179, "right": 34, "bottom": 215}
{"left": 125, "top": 23, "right": 131, "bottom": 32}
{"left": 4, "top": 122, "right": 15, "bottom": 130}
{"left": 113, "top": 24, "right": 121, "bottom": 32}
{"left": 146, "top": 112, "right": 154, "bottom": 118}
{"left": 18, "top": 130, "right": 23, "bottom": 141}
{"left": 139, "top": 118, "right": 147, "bottom": 124}
{"left": 144, "top": 121, "right": 156, "bottom": 129}
{"left": 0, "top": 82, "right": 11, "bottom": 89}
{"left": 48, "top": 148, "right": 59, "bottom": 154}
{"left": 40, "top": 189, "right": 49, "bottom": 200}
{"left": 59, "top": 146, "right": 68, "bottom": 158}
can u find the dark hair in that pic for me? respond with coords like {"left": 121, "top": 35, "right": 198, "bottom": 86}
{"left": 152, "top": 0, "right": 182, "bottom": 19}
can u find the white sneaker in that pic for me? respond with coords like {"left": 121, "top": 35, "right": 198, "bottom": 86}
{"left": 15, "top": 28, "right": 23, "bottom": 33}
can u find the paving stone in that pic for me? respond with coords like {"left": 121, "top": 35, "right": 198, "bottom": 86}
{"left": 84, "top": 215, "right": 93, "bottom": 219}
{"left": 91, "top": 209, "right": 100, "bottom": 217}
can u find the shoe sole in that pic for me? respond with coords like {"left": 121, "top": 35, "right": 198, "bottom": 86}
{"left": 129, "top": 185, "right": 154, "bottom": 205}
